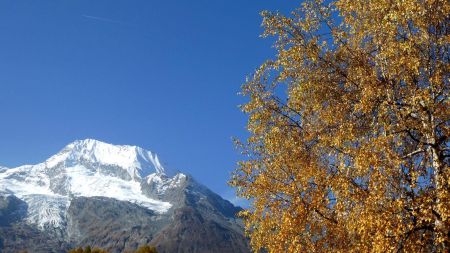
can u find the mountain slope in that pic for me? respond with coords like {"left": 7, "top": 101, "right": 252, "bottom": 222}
{"left": 0, "top": 139, "right": 249, "bottom": 253}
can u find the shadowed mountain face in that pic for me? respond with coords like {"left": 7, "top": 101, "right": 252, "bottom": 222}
{"left": 0, "top": 140, "right": 250, "bottom": 253}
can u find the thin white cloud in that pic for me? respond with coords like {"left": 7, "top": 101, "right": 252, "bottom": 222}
{"left": 82, "top": 15, "right": 124, "bottom": 25}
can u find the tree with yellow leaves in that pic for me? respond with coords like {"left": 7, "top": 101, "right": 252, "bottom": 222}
{"left": 230, "top": 0, "right": 449, "bottom": 252}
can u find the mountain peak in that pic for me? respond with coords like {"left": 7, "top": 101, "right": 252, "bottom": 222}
{"left": 45, "top": 139, "right": 166, "bottom": 178}
{"left": 0, "top": 140, "right": 249, "bottom": 253}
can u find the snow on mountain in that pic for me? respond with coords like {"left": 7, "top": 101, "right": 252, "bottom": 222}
{"left": 45, "top": 139, "right": 166, "bottom": 178}
{"left": 146, "top": 173, "right": 187, "bottom": 195}
{"left": 0, "top": 139, "right": 184, "bottom": 232}
{"left": 65, "top": 164, "right": 172, "bottom": 211}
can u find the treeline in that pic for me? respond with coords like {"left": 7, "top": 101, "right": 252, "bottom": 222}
{"left": 68, "top": 245, "right": 158, "bottom": 253}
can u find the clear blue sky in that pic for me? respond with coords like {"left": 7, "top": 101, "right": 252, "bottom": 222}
{"left": 0, "top": 0, "right": 297, "bottom": 205}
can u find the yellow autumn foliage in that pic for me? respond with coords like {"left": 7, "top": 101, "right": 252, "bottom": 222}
{"left": 230, "top": 0, "right": 449, "bottom": 252}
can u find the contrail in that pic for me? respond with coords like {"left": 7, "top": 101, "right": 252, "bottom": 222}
{"left": 82, "top": 14, "right": 124, "bottom": 24}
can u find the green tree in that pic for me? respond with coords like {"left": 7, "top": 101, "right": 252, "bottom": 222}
{"left": 134, "top": 245, "right": 158, "bottom": 253}
{"left": 68, "top": 247, "right": 84, "bottom": 253}
{"left": 91, "top": 247, "right": 108, "bottom": 253}
{"left": 68, "top": 244, "right": 157, "bottom": 253}
{"left": 68, "top": 246, "right": 107, "bottom": 253}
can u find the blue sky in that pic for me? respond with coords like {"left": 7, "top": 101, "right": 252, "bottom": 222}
{"left": 0, "top": 0, "right": 297, "bottom": 205}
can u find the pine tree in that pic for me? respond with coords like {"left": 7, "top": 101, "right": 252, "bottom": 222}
{"left": 68, "top": 247, "right": 83, "bottom": 253}
{"left": 134, "top": 245, "right": 158, "bottom": 253}
{"left": 91, "top": 247, "right": 108, "bottom": 253}
{"left": 68, "top": 244, "right": 157, "bottom": 253}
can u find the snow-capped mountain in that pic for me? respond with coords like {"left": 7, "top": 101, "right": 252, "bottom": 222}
{"left": 0, "top": 139, "right": 249, "bottom": 253}
{"left": 0, "top": 139, "right": 181, "bottom": 229}
{"left": 46, "top": 139, "right": 167, "bottom": 177}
